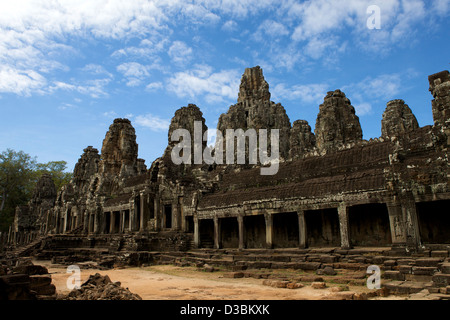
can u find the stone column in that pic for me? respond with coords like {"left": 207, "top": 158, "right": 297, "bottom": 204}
{"left": 194, "top": 217, "right": 200, "bottom": 248}
{"left": 139, "top": 193, "right": 145, "bottom": 232}
{"left": 93, "top": 211, "right": 100, "bottom": 235}
{"left": 120, "top": 210, "right": 125, "bottom": 233}
{"left": 214, "top": 217, "right": 221, "bottom": 249}
{"left": 237, "top": 215, "right": 245, "bottom": 250}
{"left": 109, "top": 212, "right": 115, "bottom": 234}
{"left": 297, "top": 210, "right": 307, "bottom": 248}
{"left": 265, "top": 213, "right": 273, "bottom": 249}
{"left": 402, "top": 198, "right": 421, "bottom": 249}
{"left": 387, "top": 202, "right": 407, "bottom": 245}
{"left": 338, "top": 203, "right": 351, "bottom": 249}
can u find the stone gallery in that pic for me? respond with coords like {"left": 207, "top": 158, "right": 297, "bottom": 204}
{"left": 2, "top": 66, "right": 450, "bottom": 274}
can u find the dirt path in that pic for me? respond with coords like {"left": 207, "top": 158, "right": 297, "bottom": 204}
{"left": 36, "top": 260, "right": 387, "bottom": 300}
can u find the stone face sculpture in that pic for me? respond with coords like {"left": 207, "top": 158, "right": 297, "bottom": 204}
{"left": 315, "top": 89, "right": 363, "bottom": 153}
{"left": 381, "top": 99, "right": 419, "bottom": 139}
{"left": 429, "top": 70, "right": 450, "bottom": 128}
{"left": 218, "top": 66, "right": 292, "bottom": 160}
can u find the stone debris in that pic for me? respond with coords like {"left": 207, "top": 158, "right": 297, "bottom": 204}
{"left": 311, "top": 282, "right": 327, "bottom": 289}
{"left": 59, "top": 273, "right": 141, "bottom": 300}
{"left": 262, "top": 279, "right": 304, "bottom": 290}
{"left": 0, "top": 259, "right": 55, "bottom": 300}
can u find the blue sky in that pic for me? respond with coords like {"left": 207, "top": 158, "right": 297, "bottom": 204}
{"left": 0, "top": 0, "right": 449, "bottom": 172}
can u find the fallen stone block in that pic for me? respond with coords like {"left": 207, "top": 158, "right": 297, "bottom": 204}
{"left": 311, "top": 282, "right": 326, "bottom": 289}
{"left": 353, "top": 292, "right": 368, "bottom": 300}
{"left": 412, "top": 267, "right": 437, "bottom": 276}
{"left": 29, "top": 275, "right": 52, "bottom": 288}
{"left": 33, "top": 284, "right": 56, "bottom": 296}
{"left": 223, "top": 272, "right": 244, "bottom": 279}
{"left": 317, "top": 266, "right": 337, "bottom": 276}
{"left": 384, "top": 271, "right": 405, "bottom": 281}
{"left": 432, "top": 273, "right": 450, "bottom": 287}
{"left": 416, "top": 258, "right": 443, "bottom": 267}
{"left": 431, "top": 251, "right": 448, "bottom": 258}
{"left": 12, "top": 265, "right": 48, "bottom": 275}
{"left": 295, "top": 262, "right": 321, "bottom": 271}
{"left": 246, "top": 261, "right": 272, "bottom": 269}
{"left": 440, "top": 263, "right": 450, "bottom": 274}
{"left": 320, "top": 255, "right": 337, "bottom": 264}
{"left": 286, "top": 282, "right": 304, "bottom": 290}
{"left": 383, "top": 260, "right": 396, "bottom": 267}
{"left": 398, "top": 265, "right": 412, "bottom": 274}
{"left": 298, "top": 275, "right": 324, "bottom": 283}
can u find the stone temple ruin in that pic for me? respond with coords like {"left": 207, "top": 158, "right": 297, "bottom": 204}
{"left": 1, "top": 67, "right": 450, "bottom": 297}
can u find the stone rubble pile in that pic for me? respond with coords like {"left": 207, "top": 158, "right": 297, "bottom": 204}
{"left": 0, "top": 258, "right": 55, "bottom": 300}
{"left": 58, "top": 273, "right": 141, "bottom": 300}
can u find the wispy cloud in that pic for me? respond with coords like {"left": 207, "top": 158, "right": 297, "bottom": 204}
{"left": 272, "top": 82, "right": 329, "bottom": 105}
{"left": 168, "top": 41, "right": 193, "bottom": 66}
{"left": 116, "top": 62, "right": 151, "bottom": 87}
{"left": 134, "top": 114, "right": 170, "bottom": 132}
{"left": 166, "top": 64, "right": 240, "bottom": 104}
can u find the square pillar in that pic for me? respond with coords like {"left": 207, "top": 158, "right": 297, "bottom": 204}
{"left": 338, "top": 203, "right": 351, "bottom": 249}
{"left": 237, "top": 215, "right": 245, "bottom": 250}
{"left": 297, "top": 211, "right": 307, "bottom": 248}
{"left": 110, "top": 212, "right": 115, "bottom": 234}
{"left": 265, "top": 213, "right": 273, "bottom": 249}
{"left": 120, "top": 210, "right": 125, "bottom": 233}
{"left": 387, "top": 202, "right": 407, "bottom": 245}
{"left": 194, "top": 217, "right": 200, "bottom": 248}
{"left": 214, "top": 217, "right": 221, "bottom": 249}
{"left": 402, "top": 198, "right": 421, "bottom": 249}
{"left": 140, "top": 193, "right": 145, "bottom": 232}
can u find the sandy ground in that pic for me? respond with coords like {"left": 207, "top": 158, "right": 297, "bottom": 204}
{"left": 35, "top": 259, "right": 394, "bottom": 300}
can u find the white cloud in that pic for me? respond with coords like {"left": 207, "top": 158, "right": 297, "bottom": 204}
{"left": 103, "top": 110, "right": 117, "bottom": 118}
{"left": 116, "top": 62, "right": 151, "bottom": 87}
{"left": 344, "top": 73, "right": 402, "bottom": 100}
{"left": 354, "top": 102, "right": 373, "bottom": 116}
{"left": 81, "top": 64, "right": 113, "bottom": 78}
{"left": 0, "top": 66, "right": 46, "bottom": 96}
{"left": 272, "top": 82, "right": 329, "bottom": 105}
{"left": 134, "top": 114, "right": 170, "bottom": 132}
{"left": 255, "top": 20, "right": 289, "bottom": 40}
{"left": 168, "top": 41, "right": 193, "bottom": 66}
{"left": 222, "top": 20, "right": 238, "bottom": 32}
{"left": 167, "top": 64, "right": 240, "bottom": 104}
{"left": 48, "top": 78, "right": 111, "bottom": 98}
{"left": 146, "top": 82, "right": 163, "bottom": 92}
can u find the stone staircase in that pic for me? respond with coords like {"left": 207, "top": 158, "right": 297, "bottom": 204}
{"left": 150, "top": 246, "right": 450, "bottom": 299}
{"left": 6, "top": 235, "right": 51, "bottom": 258}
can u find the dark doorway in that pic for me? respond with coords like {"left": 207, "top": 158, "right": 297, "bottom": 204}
{"left": 104, "top": 212, "right": 111, "bottom": 234}
{"left": 304, "top": 208, "right": 340, "bottom": 247}
{"left": 164, "top": 204, "right": 172, "bottom": 229}
{"left": 113, "top": 211, "right": 120, "bottom": 234}
{"left": 123, "top": 210, "right": 130, "bottom": 232}
{"left": 273, "top": 212, "right": 299, "bottom": 248}
{"left": 220, "top": 217, "right": 239, "bottom": 248}
{"left": 244, "top": 215, "right": 266, "bottom": 248}
{"left": 199, "top": 219, "right": 214, "bottom": 248}
{"left": 417, "top": 200, "right": 450, "bottom": 244}
{"left": 135, "top": 196, "right": 141, "bottom": 231}
{"left": 185, "top": 216, "right": 194, "bottom": 233}
{"left": 348, "top": 203, "right": 392, "bottom": 247}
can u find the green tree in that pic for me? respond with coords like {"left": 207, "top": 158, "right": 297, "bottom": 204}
{"left": 0, "top": 149, "right": 37, "bottom": 231}
{"left": 35, "top": 160, "right": 73, "bottom": 192}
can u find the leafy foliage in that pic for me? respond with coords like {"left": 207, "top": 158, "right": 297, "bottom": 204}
{"left": 0, "top": 149, "right": 72, "bottom": 232}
